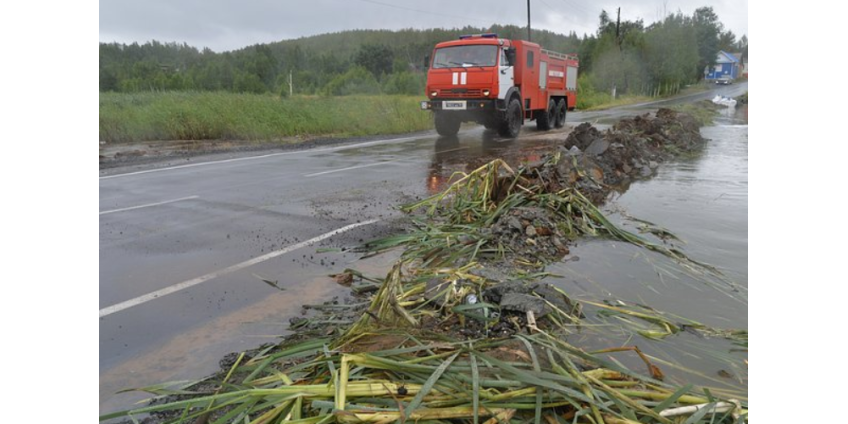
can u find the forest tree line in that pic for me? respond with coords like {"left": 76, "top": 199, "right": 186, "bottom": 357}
{"left": 99, "top": 7, "right": 747, "bottom": 98}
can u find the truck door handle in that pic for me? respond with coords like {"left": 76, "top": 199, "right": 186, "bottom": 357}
{"left": 500, "top": 69, "right": 507, "bottom": 74}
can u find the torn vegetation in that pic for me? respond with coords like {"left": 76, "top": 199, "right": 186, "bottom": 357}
{"left": 102, "top": 109, "right": 747, "bottom": 424}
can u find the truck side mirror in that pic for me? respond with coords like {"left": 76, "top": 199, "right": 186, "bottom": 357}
{"left": 505, "top": 48, "right": 516, "bottom": 66}
{"left": 423, "top": 55, "right": 430, "bottom": 69}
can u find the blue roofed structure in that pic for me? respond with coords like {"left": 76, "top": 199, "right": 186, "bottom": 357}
{"left": 705, "top": 50, "right": 742, "bottom": 80}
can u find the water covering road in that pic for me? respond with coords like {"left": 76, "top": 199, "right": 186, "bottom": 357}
{"left": 100, "top": 82, "right": 747, "bottom": 413}
{"left": 548, "top": 103, "right": 748, "bottom": 392}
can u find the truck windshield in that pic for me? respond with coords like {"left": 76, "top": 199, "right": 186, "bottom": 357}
{"left": 432, "top": 45, "right": 497, "bottom": 68}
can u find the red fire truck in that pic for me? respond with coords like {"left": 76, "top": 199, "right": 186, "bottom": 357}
{"left": 420, "top": 33, "right": 578, "bottom": 138}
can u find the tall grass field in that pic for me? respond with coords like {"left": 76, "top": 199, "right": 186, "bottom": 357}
{"left": 99, "top": 91, "right": 433, "bottom": 143}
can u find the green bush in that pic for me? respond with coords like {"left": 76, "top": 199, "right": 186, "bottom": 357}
{"left": 324, "top": 67, "right": 381, "bottom": 96}
{"left": 576, "top": 74, "right": 611, "bottom": 109}
{"left": 233, "top": 72, "right": 266, "bottom": 94}
{"left": 384, "top": 72, "right": 424, "bottom": 96}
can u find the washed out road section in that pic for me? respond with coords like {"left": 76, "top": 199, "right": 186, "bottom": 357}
{"left": 99, "top": 83, "right": 746, "bottom": 413}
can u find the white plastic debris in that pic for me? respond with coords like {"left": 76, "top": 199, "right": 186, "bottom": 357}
{"left": 711, "top": 95, "right": 737, "bottom": 108}
{"left": 659, "top": 400, "right": 741, "bottom": 419}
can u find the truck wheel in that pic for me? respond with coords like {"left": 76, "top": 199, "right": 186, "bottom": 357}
{"left": 536, "top": 99, "right": 555, "bottom": 131}
{"left": 434, "top": 112, "right": 461, "bottom": 136}
{"left": 498, "top": 97, "right": 522, "bottom": 138}
{"left": 554, "top": 99, "right": 566, "bottom": 128}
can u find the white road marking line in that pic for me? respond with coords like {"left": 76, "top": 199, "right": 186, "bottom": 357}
{"left": 304, "top": 159, "right": 404, "bottom": 177}
{"left": 99, "top": 136, "right": 421, "bottom": 180}
{"left": 99, "top": 195, "right": 199, "bottom": 215}
{"left": 99, "top": 219, "right": 379, "bottom": 318}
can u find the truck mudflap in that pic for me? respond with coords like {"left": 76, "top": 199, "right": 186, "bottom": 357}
{"left": 421, "top": 99, "right": 499, "bottom": 111}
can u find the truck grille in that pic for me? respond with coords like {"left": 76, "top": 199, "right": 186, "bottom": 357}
{"left": 439, "top": 89, "right": 483, "bottom": 98}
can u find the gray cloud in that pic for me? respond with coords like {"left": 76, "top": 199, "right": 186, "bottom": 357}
{"left": 100, "top": 0, "right": 748, "bottom": 52}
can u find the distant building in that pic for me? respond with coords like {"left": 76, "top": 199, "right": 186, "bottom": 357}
{"left": 705, "top": 50, "right": 742, "bottom": 80}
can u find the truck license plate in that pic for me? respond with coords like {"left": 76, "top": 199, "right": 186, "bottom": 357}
{"left": 443, "top": 101, "right": 466, "bottom": 110}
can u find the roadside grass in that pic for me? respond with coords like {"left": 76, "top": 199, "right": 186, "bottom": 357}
{"left": 670, "top": 102, "right": 723, "bottom": 126}
{"left": 579, "top": 84, "right": 710, "bottom": 111}
{"left": 579, "top": 94, "right": 653, "bottom": 111}
{"left": 99, "top": 91, "right": 433, "bottom": 143}
{"left": 670, "top": 104, "right": 715, "bottom": 126}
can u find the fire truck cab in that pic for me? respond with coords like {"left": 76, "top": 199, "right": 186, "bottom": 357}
{"left": 421, "top": 33, "right": 578, "bottom": 138}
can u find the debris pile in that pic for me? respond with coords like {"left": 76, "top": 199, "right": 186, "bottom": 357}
{"left": 416, "top": 272, "right": 583, "bottom": 340}
{"left": 357, "top": 109, "right": 721, "bottom": 270}
{"left": 560, "top": 108, "right": 707, "bottom": 189}
{"left": 103, "top": 257, "right": 747, "bottom": 424}
{"left": 490, "top": 207, "right": 571, "bottom": 262}
{"left": 101, "top": 109, "right": 748, "bottom": 424}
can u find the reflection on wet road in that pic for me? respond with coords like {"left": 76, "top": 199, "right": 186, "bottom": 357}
{"left": 427, "top": 131, "right": 556, "bottom": 194}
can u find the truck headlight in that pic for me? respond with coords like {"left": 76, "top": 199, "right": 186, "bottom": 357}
{"left": 482, "top": 89, "right": 490, "bottom": 97}
{"left": 430, "top": 90, "right": 438, "bottom": 97}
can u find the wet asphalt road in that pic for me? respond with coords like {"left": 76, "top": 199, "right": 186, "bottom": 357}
{"left": 99, "top": 82, "right": 747, "bottom": 412}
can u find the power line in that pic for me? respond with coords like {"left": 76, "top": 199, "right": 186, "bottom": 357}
{"left": 535, "top": 0, "right": 586, "bottom": 26}
{"left": 526, "top": 0, "right": 595, "bottom": 31}
{"left": 353, "top": 0, "right": 492, "bottom": 25}
{"left": 537, "top": 0, "right": 556, "bottom": 10}
{"left": 350, "top": 0, "right": 591, "bottom": 37}
{"left": 557, "top": 0, "right": 595, "bottom": 17}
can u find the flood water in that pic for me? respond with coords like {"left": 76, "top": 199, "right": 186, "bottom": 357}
{"left": 548, "top": 104, "right": 748, "bottom": 397}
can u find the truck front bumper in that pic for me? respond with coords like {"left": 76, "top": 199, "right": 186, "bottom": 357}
{"left": 421, "top": 99, "right": 501, "bottom": 111}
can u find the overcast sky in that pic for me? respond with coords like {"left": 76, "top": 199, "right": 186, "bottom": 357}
{"left": 100, "top": 0, "right": 748, "bottom": 52}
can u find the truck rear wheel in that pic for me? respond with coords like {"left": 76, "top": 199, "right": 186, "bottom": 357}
{"left": 434, "top": 112, "right": 461, "bottom": 136}
{"left": 536, "top": 99, "right": 555, "bottom": 131}
{"left": 554, "top": 99, "right": 566, "bottom": 128}
{"left": 498, "top": 97, "right": 522, "bottom": 138}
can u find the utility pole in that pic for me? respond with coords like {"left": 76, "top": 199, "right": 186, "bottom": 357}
{"left": 613, "top": 8, "right": 621, "bottom": 99}
{"left": 615, "top": 7, "right": 621, "bottom": 49}
{"left": 289, "top": 70, "right": 293, "bottom": 97}
{"left": 527, "top": 0, "right": 531, "bottom": 41}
